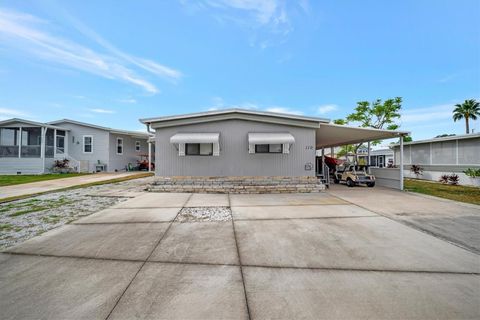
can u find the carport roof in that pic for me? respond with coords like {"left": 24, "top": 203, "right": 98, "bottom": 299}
{"left": 316, "top": 123, "right": 409, "bottom": 149}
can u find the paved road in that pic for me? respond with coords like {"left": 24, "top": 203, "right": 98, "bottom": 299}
{"left": 0, "top": 191, "right": 479, "bottom": 319}
{"left": 0, "top": 172, "right": 147, "bottom": 200}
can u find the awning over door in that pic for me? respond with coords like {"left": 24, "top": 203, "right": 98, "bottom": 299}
{"left": 248, "top": 133, "right": 295, "bottom": 145}
{"left": 170, "top": 133, "right": 220, "bottom": 144}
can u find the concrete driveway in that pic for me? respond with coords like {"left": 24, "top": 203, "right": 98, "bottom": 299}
{"left": 0, "top": 172, "right": 148, "bottom": 200}
{"left": 0, "top": 190, "right": 479, "bottom": 319}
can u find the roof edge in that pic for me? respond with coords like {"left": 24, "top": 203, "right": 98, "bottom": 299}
{"left": 49, "top": 119, "right": 152, "bottom": 137}
{"left": 140, "top": 108, "right": 330, "bottom": 125}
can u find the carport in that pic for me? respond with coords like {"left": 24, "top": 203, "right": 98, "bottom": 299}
{"left": 315, "top": 123, "right": 409, "bottom": 190}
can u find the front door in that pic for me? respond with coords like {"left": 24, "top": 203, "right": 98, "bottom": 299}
{"left": 56, "top": 135, "right": 65, "bottom": 155}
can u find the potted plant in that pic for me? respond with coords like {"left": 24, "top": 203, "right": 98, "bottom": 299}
{"left": 463, "top": 168, "right": 480, "bottom": 187}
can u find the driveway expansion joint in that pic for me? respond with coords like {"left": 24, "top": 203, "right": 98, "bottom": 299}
{"left": 104, "top": 193, "right": 194, "bottom": 320}
{"left": 234, "top": 215, "right": 380, "bottom": 222}
{"left": 2, "top": 251, "right": 477, "bottom": 276}
{"left": 229, "top": 193, "right": 252, "bottom": 320}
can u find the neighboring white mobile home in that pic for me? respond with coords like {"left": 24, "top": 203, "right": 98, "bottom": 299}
{"left": 0, "top": 118, "right": 152, "bottom": 174}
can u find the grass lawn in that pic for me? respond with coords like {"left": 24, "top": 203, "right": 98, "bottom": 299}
{"left": 0, "top": 173, "right": 90, "bottom": 187}
{"left": 404, "top": 178, "right": 480, "bottom": 205}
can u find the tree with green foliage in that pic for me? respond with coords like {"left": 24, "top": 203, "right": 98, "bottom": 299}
{"left": 333, "top": 97, "right": 403, "bottom": 159}
{"left": 453, "top": 99, "right": 480, "bottom": 134}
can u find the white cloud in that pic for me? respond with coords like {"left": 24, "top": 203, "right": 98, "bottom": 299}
{"left": 88, "top": 108, "right": 115, "bottom": 114}
{"left": 118, "top": 98, "right": 137, "bottom": 104}
{"left": 316, "top": 104, "right": 337, "bottom": 115}
{"left": 0, "top": 8, "right": 182, "bottom": 93}
{"left": 181, "top": 0, "right": 309, "bottom": 48}
{"left": 207, "top": 97, "right": 259, "bottom": 111}
{"left": 207, "top": 0, "right": 281, "bottom": 25}
{"left": 265, "top": 106, "right": 303, "bottom": 115}
{"left": 0, "top": 107, "right": 28, "bottom": 118}
{"left": 63, "top": 12, "right": 182, "bottom": 82}
{"left": 400, "top": 104, "right": 453, "bottom": 123}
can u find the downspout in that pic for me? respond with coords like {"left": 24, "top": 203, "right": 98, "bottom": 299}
{"left": 145, "top": 122, "right": 154, "bottom": 173}
{"left": 399, "top": 135, "right": 404, "bottom": 191}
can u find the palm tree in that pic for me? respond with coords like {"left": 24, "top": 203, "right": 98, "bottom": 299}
{"left": 453, "top": 99, "right": 480, "bottom": 134}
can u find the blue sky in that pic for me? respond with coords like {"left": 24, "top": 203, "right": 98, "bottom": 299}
{"left": 0, "top": 0, "right": 479, "bottom": 143}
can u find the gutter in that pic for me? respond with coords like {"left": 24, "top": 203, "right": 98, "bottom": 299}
{"left": 145, "top": 123, "right": 154, "bottom": 134}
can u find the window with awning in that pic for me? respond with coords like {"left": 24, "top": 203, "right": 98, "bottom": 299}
{"left": 170, "top": 133, "right": 220, "bottom": 156}
{"left": 248, "top": 133, "right": 295, "bottom": 154}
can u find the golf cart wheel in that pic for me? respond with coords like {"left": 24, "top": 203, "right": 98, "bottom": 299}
{"left": 367, "top": 182, "right": 375, "bottom": 188}
{"left": 333, "top": 178, "right": 339, "bottom": 184}
{"left": 346, "top": 179, "right": 354, "bottom": 187}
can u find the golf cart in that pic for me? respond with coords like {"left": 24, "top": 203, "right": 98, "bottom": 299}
{"left": 333, "top": 163, "right": 375, "bottom": 187}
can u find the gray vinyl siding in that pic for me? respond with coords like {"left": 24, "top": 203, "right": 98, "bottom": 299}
{"left": 53, "top": 122, "right": 110, "bottom": 172}
{"left": 108, "top": 133, "right": 149, "bottom": 171}
{"left": 154, "top": 119, "right": 316, "bottom": 177}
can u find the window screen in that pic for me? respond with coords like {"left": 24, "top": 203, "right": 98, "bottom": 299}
{"left": 269, "top": 144, "right": 282, "bottom": 153}
{"left": 411, "top": 144, "right": 430, "bottom": 164}
{"left": 84, "top": 136, "right": 92, "bottom": 153}
{"left": 432, "top": 141, "right": 456, "bottom": 164}
{"left": 458, "top": 138, "right": 480, "bottom": 164}
{"left": 186, "top": 143, "right": 213, "bottom": 156}
{"left": 116, "top": 138, "right": 123, "bottom": 154}
{"left": 255, "top": 144, "right": 269, "bottom": 153}
{"left": 255, "top": 144, "right": 283, "bottom": 153}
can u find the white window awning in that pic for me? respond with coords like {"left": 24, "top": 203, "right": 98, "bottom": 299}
{"left": 170, "top": 133, "right": 220, "bottom": 144}
{"left": 248, "top": 133, "right": 295, "bottom": 145}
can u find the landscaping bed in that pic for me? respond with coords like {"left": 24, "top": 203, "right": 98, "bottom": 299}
{"left": 175, "top": 207, "right": 232, "bottom": 222}
{"left": 0, "top": 176, "right": 154, "bottom": 250}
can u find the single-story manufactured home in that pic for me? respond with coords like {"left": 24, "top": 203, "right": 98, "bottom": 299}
{"left": 0, "top": 118, "right": 153, "bottom": 174}
{"left": 392, "top": 133, "right": 480, "bottom": 186}
{"left": 141, "top": 109, "right": 408, "bottom": 192}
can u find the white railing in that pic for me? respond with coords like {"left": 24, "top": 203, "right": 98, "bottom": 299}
{"left": 323, "top": 163, "right": 330, "bottom": 186}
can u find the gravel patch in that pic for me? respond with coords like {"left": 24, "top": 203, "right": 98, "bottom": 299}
{"left": 176, "top": 207, "right": 232, "bottom": 222}
{"left": 0, "top": 177, "right": 153, "bottom": 250}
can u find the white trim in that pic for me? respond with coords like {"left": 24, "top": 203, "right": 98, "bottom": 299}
{"left": 18, "top": 126, "right": 22, "bottom": 158}
{"left": 400, "top": 136, "right": 404, "bottom": 191}
{"left": 83, "top": 135, "right": 93, "bottom": 154}
{"left": 41, "top": 127, "right": 46, "bottom": 173}
{"left": 429, "top": 142, "right": 432, "bottom": 165}
{"left": 148, "top": 142, "right": 152, "bottom": 172}
{"left": 116, "top": 137, "right": 124, "bottom": 155}
{"left": 455, "top": 139, "right": 459, "bottom": 165}
{"left": 53, "top": 129, "right": 57, "bottom": 158}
